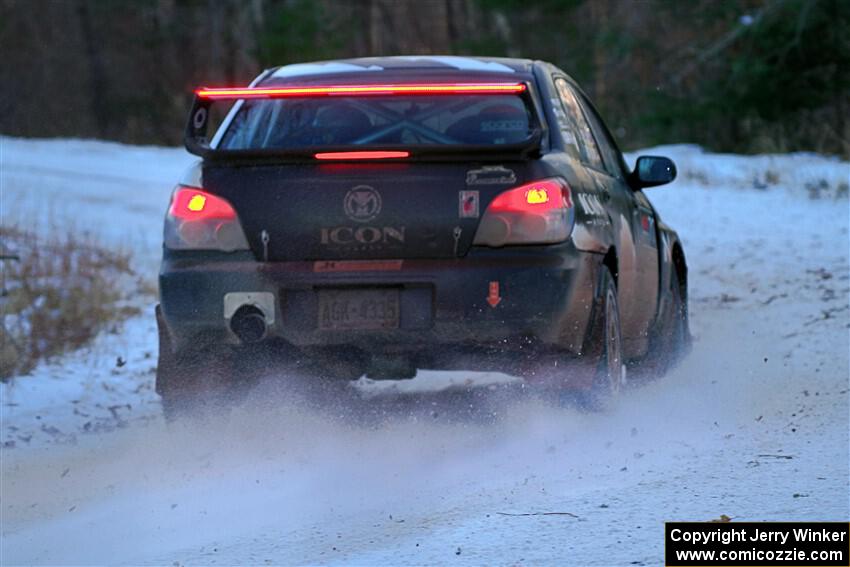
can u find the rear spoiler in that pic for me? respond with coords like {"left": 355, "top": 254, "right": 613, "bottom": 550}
{"left": 183, "top": 82, "right": 545, "bottom": 162}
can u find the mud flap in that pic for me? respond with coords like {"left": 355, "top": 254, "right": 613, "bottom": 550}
{"left": 155, "top": 304, "right": 234, "bottom": 401}
{"left": 521, "top": 256, "right": 606, "bottom": 391}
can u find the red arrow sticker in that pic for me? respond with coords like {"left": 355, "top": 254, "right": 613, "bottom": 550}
{"left": 487, "top": 281, "right": 502, "bottom": 308}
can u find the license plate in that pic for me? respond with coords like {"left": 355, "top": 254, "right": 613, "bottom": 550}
{"left": 318, "top": 289, "right": 400, "bottom": 331}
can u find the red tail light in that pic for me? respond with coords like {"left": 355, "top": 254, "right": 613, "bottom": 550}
{"left": 170, "top": 187, "right": 237, "bottom": 221}
{"left": 473, "top": 179, "right": 575, "bottom": 247}
{"left": 196, "top": 83, "right": 527, "bottom": 99}
{"left": 165, "top": 186, "right": 249, "bottom": 251}
{"left": 486, "top": 179, "right": 572, "bottom": 213}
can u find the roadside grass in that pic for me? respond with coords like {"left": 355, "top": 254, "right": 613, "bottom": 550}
{"left": 0, "top": 224, "right": 150, "bottom": 380}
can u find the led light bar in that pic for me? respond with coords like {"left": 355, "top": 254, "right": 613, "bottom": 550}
{"left": 314, "top": 151, "right": 410, "bottom": 160}
{"left": 196, "top": 83, "right": 527, "bottom": 99}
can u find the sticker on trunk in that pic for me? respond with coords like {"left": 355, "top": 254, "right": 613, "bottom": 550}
{"left": 465, "top": 165, "right": 516, "bottom": 186}
{"left": 459, "top": 190, "right": 480, "bottom": 218}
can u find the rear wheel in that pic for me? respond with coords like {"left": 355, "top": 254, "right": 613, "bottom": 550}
{"left": 157, "top": 346, "right": 235, "bottom": 422}
{"left": 578, "top": 265, "right": 626, "bottom": 410}
{"left": 536, "top": 265, "right": 625, "bottom": 410}
{"left": 155, "top": 308, "right": 234, "bottom": 422}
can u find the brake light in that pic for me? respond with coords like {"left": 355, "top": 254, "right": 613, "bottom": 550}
{"left": 188, "top": 194, "right": 206, "bottom": 211}
{"left": 314, "top": 151, "right": 410, "bottom": 160}
{"left": 165, "top": 186, "right": 249, "bottom": 251}
{"left": 196, "top": 83, "right": 527, "bottom": 99}
{"left": 170, "top": 188, "right": 237, "bottom": 221}
{"left": 473, "top": 179, "right": 575, "bottom": 247}
{"left": 526, "top": 188, "right": 549, "bottom": 205}
{"left": 487, "top": 179, "right": 572, "bottom": 212}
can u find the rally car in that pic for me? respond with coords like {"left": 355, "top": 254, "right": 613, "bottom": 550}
{"left": 156, "top": 56, "right": 688, "bottom": 416}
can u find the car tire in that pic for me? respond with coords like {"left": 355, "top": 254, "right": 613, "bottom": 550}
{"left": 667, "top": 268, "right": 689, "bottom": 359}
{"left": 155, "top": 308, "right": 233, "bottom": 422}
{"left": 576, "top": 265, "right": 627, "bottom": 410}
{"left": 635, "top": 267, "right": 690, "bottom": 380}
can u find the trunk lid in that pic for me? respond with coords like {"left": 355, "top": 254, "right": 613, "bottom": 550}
{"left": 202, "top": 161, "right": 530, "bottom": 261}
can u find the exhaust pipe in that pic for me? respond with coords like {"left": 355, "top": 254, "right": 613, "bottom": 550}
{"left": 229, "top": 305, "right": 267, "bottom": 343}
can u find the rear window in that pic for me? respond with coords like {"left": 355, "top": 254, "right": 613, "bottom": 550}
{"left": 218, "top": 95, "right": 533, "bottom": 149}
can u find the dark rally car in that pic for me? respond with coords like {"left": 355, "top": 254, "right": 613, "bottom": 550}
{"left": 156, "top": 56, "right": 689, "bottom": 415}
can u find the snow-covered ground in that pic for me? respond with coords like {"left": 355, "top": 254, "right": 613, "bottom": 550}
{"left": 1, "top": 136, "right": 848, "bottom": 565}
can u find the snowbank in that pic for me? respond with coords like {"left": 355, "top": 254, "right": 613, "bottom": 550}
{"left": 626, "top": 144, "right": 849, "bottom": 198}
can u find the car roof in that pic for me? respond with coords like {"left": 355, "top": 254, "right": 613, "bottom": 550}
{"left": 261, "top": 56, "right": 536, "bottom": 83}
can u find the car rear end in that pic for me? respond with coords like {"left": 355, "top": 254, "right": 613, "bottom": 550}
{"left": 158, "top": 66, "right": 601, "bottom": 380}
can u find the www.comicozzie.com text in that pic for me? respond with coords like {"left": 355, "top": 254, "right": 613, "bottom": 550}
{"left": 669, "top": 526, "right": 848, "bottom": 546}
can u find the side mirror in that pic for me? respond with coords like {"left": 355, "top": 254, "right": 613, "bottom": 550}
{"left": 631, "top": 156, "right": 677, "bottom": 189}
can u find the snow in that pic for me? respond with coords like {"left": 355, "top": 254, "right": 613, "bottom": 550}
{"left": 1, "top": 136, "right": 848, "bottom": 565}
{"left": 630, "top": 144, "right": 848, "bottom": 197}
{"left": 0, "top": 136, "right": 196, "bottom": 271}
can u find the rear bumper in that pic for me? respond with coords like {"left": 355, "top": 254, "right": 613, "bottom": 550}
{"left": 158, "top": 243, "right": 601, "bottom": 357}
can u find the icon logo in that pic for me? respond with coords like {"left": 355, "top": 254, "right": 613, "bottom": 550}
{"left": 344, "top": 186, "right": 382, "bottom": 223}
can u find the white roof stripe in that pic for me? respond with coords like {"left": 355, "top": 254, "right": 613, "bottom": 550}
{"left": 271, "top": 62, "right": 383, "bottom": 78}
{"left": 395, "top": 56, "right": 515, "bottom": 73}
